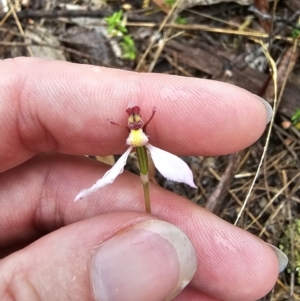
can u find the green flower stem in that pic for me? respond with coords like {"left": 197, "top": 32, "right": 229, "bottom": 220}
{"left": 136, "top": 146, "right": 151, "bottom": 213}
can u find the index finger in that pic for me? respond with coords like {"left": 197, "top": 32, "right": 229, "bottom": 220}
{"left": 0, "top": 57, "right": 271, "bottom": 171}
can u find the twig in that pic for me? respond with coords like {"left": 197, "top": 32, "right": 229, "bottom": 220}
{"left": 276, "top": 39, "right": 299, "bottom": 113}
{"left": 0, "top": 3, "right": 14, "bottom": 26}
{"left": 274, "top": 129, "right": 300, "bottom": 164}
{"left": 208, "top": 164, "right": 267, "bottom": 232}
{"left": 249, "top": 5, "right": 300, "bottom": 29}
{"left": 0, "top": 9, "right": 161, "bottom": 23}
{"left": 235, "top": 40, "right": 278, "bottom": 226}
{"left": 273, "top": 123, "right": 300, "bottom": 146}
{"left": 164, "top": 54, "right": 193, "bottom": 76}
{"left": 135, "top": 0, "right": 183, "bottom": 72}
{"left": 7, "top": 0, "right": 33, "bottom": 56}
{"left": 258, "top": 200, "right": 285, "bottom": 237}
{"left": 206, "top": 153, "right": 239, "bottom": 214}
{"left": 126, "top": 22, "right": 293, "bottom": 42}
{"left": 288, "top": 199, "right": 295, "bottom": 299}
{"left": 245, "top": 172, "right": 300, "bottom": 229}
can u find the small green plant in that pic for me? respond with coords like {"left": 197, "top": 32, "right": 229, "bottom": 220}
{"left": 105, "top": 10, "right": 127, "bottom": 36}
{"left": 105, "top": 10, "right": 136, "bottom": 60}
{"left": 176, "top": 16, "right": 187, "bottom": 24}
{"left": 291, "top": 29, "right": 300, "bottom": 39}
{"left": 280, "top": 219, "right": 300, "bottom": 284}
{"left": 291, "top": 108, "right": 300, "bottom": 124}
{"left": 120, "top": 35, "right": 136, "bottom": 60}
{"left": 164, "top": 0, "right": 176, "bottom": 7}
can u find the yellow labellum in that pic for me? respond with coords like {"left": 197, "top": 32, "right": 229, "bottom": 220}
{"left": 126, "top": 128, "right": 149, "bottom": 147}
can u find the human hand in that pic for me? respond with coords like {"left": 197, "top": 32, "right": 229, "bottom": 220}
{"left": 0, "top": 58, "right": 284, "bottom": 301}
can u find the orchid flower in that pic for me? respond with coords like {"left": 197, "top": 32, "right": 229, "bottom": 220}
{"left": 74, "top": 105, "right": 197, "bottom": 212}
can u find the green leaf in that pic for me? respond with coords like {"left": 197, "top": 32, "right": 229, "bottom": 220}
{"left": 164, "top": 0, "right": 176, "bottom": 7}
{"left": 105, "top": 10, "right": 123, "bottom": 31}
{"left": 291, "top": 108, "right": 300, "bottom": 124}
{"left": 123, "top": 35, "right": 134, "bottom": 45}
{"left": 176, "top": 16, "right": 187, "bottom": 24}
{"left": 120, "top": 35, "right": 136, "bottom": 60}
{"left": 291, "top": 29, "right": 300, "bottom": 39}
{"left": 119, "top": 26, "right": 128, "bottom": 34}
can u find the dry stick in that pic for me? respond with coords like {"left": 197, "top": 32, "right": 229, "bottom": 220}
{"left": 268, "top": 0, "right": 279, "bottom": 50}
{"left": 283, "top": 166, "right": 289, "bottom": 201}
{"left": 135, "top": 0, "right": 183, "bottom": 71}
{"left": 165, "top": 54, "right": 194, "bottom": 77}
{"left": 289, "top": 176, "right": 300, "bottom": 197}
{"left": 206, "top": 153, "right": 239, "bottom": 214}
{"left": 186, "top": 8, "right": 257, "bottom": 32}
{"left": 258, "top": 169, "right": 288, "bottom": 238}
{"left": 7, "top": 0, "right": 33, "bottom": 57}
{"left": 273, "top": 123, "right": 300, "bottom": 146}
{"left": 262, "top": 136, "right": 273, "bottom": 202}
{"left": 290, "top": 125, "right": 300, "bottom": 139}
{"left": 266, "top": 149, "right": 291, "bottom": 166}
{"left": 254, "top": 185, "right": 300, "bottom": 204}
{"left": 147, "top": 6, "right": 186, "bottom": 72}
{"left": 276, "top": 39, "right": 299, "bottom": 114}
{"left": 0, "top": 9, "right": 291, "bottom": 42}
{"left": 248, "top": 5, "right": 300, "bottom": 31}
{"left": 245, "top": 172, "right": 300, "bottom": 230}
{"left": 268, "top": 40, "right": 300, "bottom": 237}
{"left": 276, "top": 278, "right": 300, "bottom": 301}
{"left": 288, "top": 198, "right": 295, "bottom": 299}
{"left": 236, "top": 149, "right": 251, "bottom": 173}
{"left": 148, "top": 29, "right": 171, "bottom": 72}
{"left": 275, "top": 129, "right": 300, "bottom": 164}
{"left": 148, "top": 30, "right": 184, "bottom": 73}
{"left": 258, "top": 201, "right": 285, "bottom": 237}
{"left": 0, "top": 9, "right": 159, "bottom": 22}
{"left": 260, "top": 43, "right": 298, "bottom": 118}
{"left": 0, "top": 4, "right": 14, "bottom": 26}
{"left": 0, "top": 8, "right": 297, "bottom": 30}
{"left": 126, "top": 22, "right": 293, "bottom": 42}
{"left": 234, "top": 151, "right": 285, "bottom": 182}
{"left": 208, "top": 166, "right": 267, "bottom": 232}
{"left": 234, "top": 40, "right": 278, "bottom": 226}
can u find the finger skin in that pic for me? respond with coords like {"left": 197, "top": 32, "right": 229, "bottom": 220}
{"left": 0, "top": 213, "right": 152, "bottom": 301}
{"left": 0, "top": 213, "right": 215, "bottom": 301}
{"left": 174, "top": 286, "right": 220, "bottom": 301}
{"left": 0, "top": 154, "right": 279, "bottom": 301}
{"left": 0, "top": 57, "right": 268, "bottom": 171}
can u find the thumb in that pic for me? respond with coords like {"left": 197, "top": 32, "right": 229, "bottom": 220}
{"left": 0, "top": 212, "right": 197, "bottom": 301}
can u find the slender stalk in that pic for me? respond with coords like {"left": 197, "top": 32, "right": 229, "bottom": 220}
{"left": 142, "top": 181, "right": 151, "bottom": 213}
{"left": 136, "top": 146, "right": 151, "bottom": 213}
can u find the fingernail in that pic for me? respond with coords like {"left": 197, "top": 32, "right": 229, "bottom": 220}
{"left": 267, "top": 243, "right": 288, "bottom": 273}
{"left": 255, "top": 95, "right": 273, "bottom": 124}
{"left": 91, "top": 220, "right": 197, "bottom": 301}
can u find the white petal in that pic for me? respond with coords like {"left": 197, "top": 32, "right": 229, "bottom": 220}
{"left": 147, "top": 144, "right": 197, "bottom": 188}
{"left": 74, "top": 146, "right": 133, "bottom": 202}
